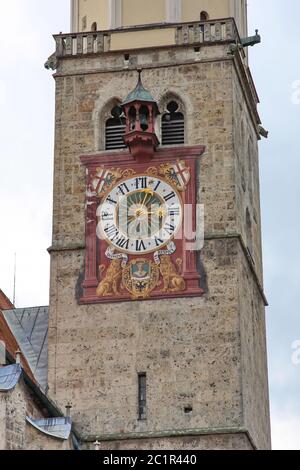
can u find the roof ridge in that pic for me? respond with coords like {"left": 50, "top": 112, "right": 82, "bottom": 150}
{"left": 0, "top": 289, "right": 14, "bottom": 310}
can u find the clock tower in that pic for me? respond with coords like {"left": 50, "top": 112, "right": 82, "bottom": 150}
{"left": 47, "top": 0, "right": 271, "bottom": 450}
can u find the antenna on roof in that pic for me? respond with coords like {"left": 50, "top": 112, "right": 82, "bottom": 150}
{"left": 13, "top": 253, "right": 17, "bottom": 307}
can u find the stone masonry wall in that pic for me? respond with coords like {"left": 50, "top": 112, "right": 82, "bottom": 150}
{"left": 0, "top": 393, "right": 6, "bottom": 449}
{"left": 238, "top": 248, "right": 271, "bottom": 449}
{"left": 26, "top": 424, "right": 73, "bottom": 450}
{"left": 49, "top": 237, "right": 242, "bottom": 438}
{"left": 48, "top": 43, "right": 270, "bottom": 449}
{"left": 232, "top": 70, "right": 263, "bottom": 282}
{"left": 4, "top": 382, "right": 27, "bottom": 450}
{"left": 0, "top": 378, "right": 72, "bottom": 450}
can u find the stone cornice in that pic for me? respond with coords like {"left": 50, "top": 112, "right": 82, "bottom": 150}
{"left": 78, "top": 425, "right": 257, "bottom": 450}
{"left": 47, "top": 243, "right": 85, "bottom": 254}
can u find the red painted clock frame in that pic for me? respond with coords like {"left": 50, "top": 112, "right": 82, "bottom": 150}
{"left": 80, "top": 146, "right": 205, "bottom": 304}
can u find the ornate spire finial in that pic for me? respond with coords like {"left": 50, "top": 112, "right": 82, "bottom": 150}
{"left": 65, "top": 403, "right": 72, "bottom": 417}
{"left": 15, "top": 350, "right": 22, "bottom": 365}
{"left": 137, "top": 68, "right": 143, "bottom": 84}
{"left": 94, "top": 441, "right": 101, "bottom": 451}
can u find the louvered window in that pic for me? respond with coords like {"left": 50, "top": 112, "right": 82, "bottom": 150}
{"left": 105, "top": 105, "right": 126, "bottom": 150}
{"left": 161, "top": 101, "right": 185, "bottom": 146}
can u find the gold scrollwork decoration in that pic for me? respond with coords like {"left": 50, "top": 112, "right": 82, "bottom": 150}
{"left": 121, "top": 168, "right": 136, "bottom": 179}
{"left": 146, "top": 167, "right": 159, "bottom": 177}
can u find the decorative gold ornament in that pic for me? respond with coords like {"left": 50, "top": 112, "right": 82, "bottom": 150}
{"left": 146, "top": 167, "right": 159, "bottom": 177}
{"left": 122, "top": 259, "right": 160, "bottom": 299}
{"left": 96, "top": 260, "right": 123, "bottom": 297}
{"left": 91, "top": 167, "right": 122, "bottom": 197}
{"left": 121, "top": 168, "right": 136, "bottom": 179}
{"left": 159, "top": 256, "right": 186, "bottom": 293}
{"left": 159, "top": 160, "right": 191, "bottom": 192}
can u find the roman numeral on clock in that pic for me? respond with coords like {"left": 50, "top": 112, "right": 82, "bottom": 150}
{"left": 104, "top": 225, "right": 119, "bottom": 241}
{"left": 101, "top": 212, "right": 114, "bottom": 222}
{"left": 135, "top": 177, "right": 147, "bottom": 189}
{"left": 155, "top": 237, "right": 164, "bottom": 247}
{"left": 116, "top": 237, "right": 130, "bottom": 250}
{"left": 168, "top": 207, "right": 180, "bottom": 217}
{"left": 164, "top": 191, "right": 176, "bottom": 202}
{"left": 136, "top": 240, "right": 146, "bottom": 252}
{"left": 154, "top": 181, "right": 161, "bottom": 191}
{"left": 106, "top": 196, "right": 117, "bottom": 205}
{"left": 164, "top": 223, "right": 175, "bottom": 235}
{"left": 117, "top": 183, "right": 130, "bottom": 196}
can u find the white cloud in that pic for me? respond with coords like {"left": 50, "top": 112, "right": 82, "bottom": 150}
{"left": 0, "top": 1, "right": 37, "bottom": 63}
{"left": 271, "top": 405, "right": 300, "bottom": 450}
{"left": 0, "top": 80, "right": 6, "bottom": 105}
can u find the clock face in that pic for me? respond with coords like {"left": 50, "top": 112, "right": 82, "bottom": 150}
{"left": 97, "top": 175, "right": 183, "bottom": 255}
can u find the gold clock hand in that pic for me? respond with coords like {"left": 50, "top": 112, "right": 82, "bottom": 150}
{"left": 141, "top": 189, "right": 153, "bottom": 206}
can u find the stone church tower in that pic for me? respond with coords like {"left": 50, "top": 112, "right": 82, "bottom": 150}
{"left": 47, "top": 0, "right": 271, "bottom": 450}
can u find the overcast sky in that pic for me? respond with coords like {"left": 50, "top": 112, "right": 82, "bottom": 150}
{"left": 0, "top": 0, "right": 299, "bottom": 450}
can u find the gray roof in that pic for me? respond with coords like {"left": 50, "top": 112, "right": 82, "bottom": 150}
{"left": 3, "top": 307, "right": 49, "bottom": 391}
{"left": 0, "top": 364, "right": 22, "bottom": 391}
{"left": 122, "top": 73, "right": 159, "bottom": 112}
{"left": 26, "top": 417, "right": 72, "bottom": 440}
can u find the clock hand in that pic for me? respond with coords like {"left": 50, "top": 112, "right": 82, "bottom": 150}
{"left": 141, "top": 189, "right": 154, "bottom": 206}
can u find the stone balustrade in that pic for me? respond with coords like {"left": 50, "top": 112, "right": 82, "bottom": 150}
{"left": 54, "top": 18, "right": 240, "bottom": 58}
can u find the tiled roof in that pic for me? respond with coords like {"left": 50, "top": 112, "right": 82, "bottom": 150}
{"left": 0, "top": 289, "right": 13, "bottom": 310}
{"left": 0, "top": 364, "right": 22, "bottom": 391}
{"left": 122, "top": 73, "right": 158, "bottom": 111}
{"left": 3, "top": 307, "right": 49, "bottom": 391}
{"left": 0, "top": 312, "right": 35, "bottom": 383}
{"left": 26, "top": 417, "right": 72, "bottom": 440}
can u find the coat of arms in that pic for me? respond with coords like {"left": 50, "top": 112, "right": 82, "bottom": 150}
{"left": 122, "top": 259, "right": 160, "bottom": 299}
{"left": 90, "top": 167, "right": 122, "bottom": 197}
{"left": 159, "top": 160, "right": 191, "bottom": 192}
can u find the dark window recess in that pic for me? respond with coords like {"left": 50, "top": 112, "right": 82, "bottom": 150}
{"left": 200, "top": 11, "right": 209, "bottom": 21}
{"left": 184, "top": 406, "right": 193, "bottom": 414}
{"left": 105, "top": 105, "right": 126, "bottom": 150}
{"left": 138, "top": 373, "right": 147, "bottom": 420}
{"left": 91, "top": 22, "right": 97, "bottom": 32}
{"left": 161, "top": 101, "right": 185, "bottom": 146}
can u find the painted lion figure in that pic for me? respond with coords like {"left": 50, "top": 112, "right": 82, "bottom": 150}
{"left": 96, "top": 260, "right": 122, "bottom": 297}
{"left": 159, "top": 256, "right": 186, "bottom": 293}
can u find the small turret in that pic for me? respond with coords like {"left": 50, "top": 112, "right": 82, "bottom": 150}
{"left": 122, "top": 70, "right": 160, "bottom": 162}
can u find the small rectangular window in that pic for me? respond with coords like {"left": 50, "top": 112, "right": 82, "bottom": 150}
{"left": 138, "top": 373, "right": 147, "bottom": 420}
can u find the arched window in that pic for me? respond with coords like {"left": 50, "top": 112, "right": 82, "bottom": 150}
{"left": 200, "top": 11, "right": 209, "bottom": 21}
{"left": 161, "top": 101, "right": 185, "bottom": 146}
{"left": 105, "top": 105, "right": 126, "bottom": 150}
{"left": 91, "top": 22, "right": 97, "bottom": 32}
